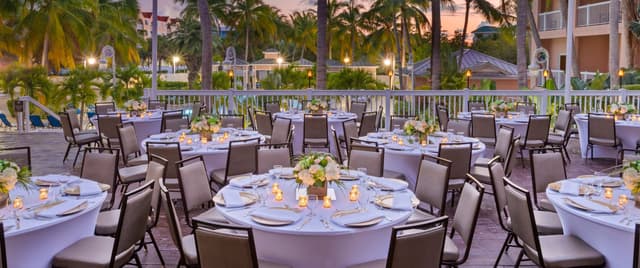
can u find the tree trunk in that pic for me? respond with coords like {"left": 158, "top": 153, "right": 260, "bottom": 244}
{"left": 317, "top": 0, "right": 328, "bottom": 90}
{"left": 431, "top": 0, "right": 441, "bottom": 90}
{"left": 621, "top": 0, "right": 632, "bottom": 68}
{"left": 609, "top": 0, "right": 620, "bottom": 88}
{"left": 300, "top": 46, "right": 305, "bottom": 60}
{"left": 527, "top": 2, "right": 542, "bottom": 48}
{"left": 403, "top": 17, "right": 414, "bottom": 90}
{"left": 458, "top": 0, "right": 471, "bottom": 68}
{"left": 245, "top": 16, "right": 250, "bottom": 61}
{"left": 393, "top": 18, "right": 403, "bottom": 90}
{"left": 198, "top": 0, "right": 212, "bottom": 90}
{"left": 41, "top": 31, "right": 49, "bottom": 71}
{"left": 516, "top": 0, "right": 528, "bottom": 88}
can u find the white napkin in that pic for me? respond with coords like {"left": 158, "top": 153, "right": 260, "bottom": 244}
{"left": 390, "top": 193, "right": 413, "bottom": 211}
{"left": 38, "top": 200, "right": 86, "bottom": 218}
{"left": 220, "top": 189, "right": 245, "bottom": 208}
{"left": 568, "top": 198, "right": 613, "bottom": 213}
{"left": 250, "top": 208, "right": 301, "bottom": 222}
{"left": 332, "top": 211, "right": 382, "bottom": 226}
{"left": 371, "top": 177, "right": 408, "bottom": 191}
{"left": 77, "top": 182, "right": 102, "bottom": 196}
{"left": 559, "top": 181, "right": 581, "bottom": 195}
{"left": 270, "top": 167, "right": 294, "bottom": 177}
{"left": 229, "top": 175, "right": 265, "bottom": 188}
{"left": 149, "top": 133, "right": 168, "bottom": 140}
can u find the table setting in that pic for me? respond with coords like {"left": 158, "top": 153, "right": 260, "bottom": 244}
{"left": 212, "top": 153, "right": 416, "bottom": 267}
{"left": 574, "top": 111, "right": 640, "bottom": 158}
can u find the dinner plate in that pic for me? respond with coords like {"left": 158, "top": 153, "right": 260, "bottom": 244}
{"left": 374, "top": 194, "right": 420, "bottom": 209}
{"left": 368, "top": 178, "right": 410, "bottom": 191}
{"left": 330, "top": 211, "right": 385, "bottom": 227}
{"left": 563, "top": 197, "right": 617, "bottom": 213}
{"left": 34, "top": 178, "right": 62, "bottom": 187}
{"left": 63, "top": 183, "right": 110, "bottom": 196}
{"left": 229, "top": 176, "right": 270, "bottom": 188}
{"left": 56, "top": 201, "right": 89, "bottom": 216}
{"left": 548, "top": 182, "right": 595, "bottom": 195}
{"left": 576, "top": 176, "right": 624, "bottom": 188}
{"left": 212, "top": 192, "right": 258, "bottom": 207}
{"left": 250, "top": 215, "right": 294, "bottom": 226}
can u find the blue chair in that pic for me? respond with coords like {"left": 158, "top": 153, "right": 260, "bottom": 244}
{"left": 47, "top": 115, "right": 62, "bottom": 128}
{"left": 0, "top": 113, "right": 11, "bottom": 128}
{"left": 29, "top": 115, "right": 46, "bottom": 128}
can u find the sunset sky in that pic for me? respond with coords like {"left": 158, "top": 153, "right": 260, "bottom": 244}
{"left": 139, "top": 0, "right": 502, "bottom": 36}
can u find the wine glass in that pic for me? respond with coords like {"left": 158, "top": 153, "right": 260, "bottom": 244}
{"left": 273, "top": 165, "right": 283, "bottom": 182}
{"left": 307, "top": 194, "right": 319, "bottom": 217}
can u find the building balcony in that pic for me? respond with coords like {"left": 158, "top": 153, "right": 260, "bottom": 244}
{"left": 538, "top": 1, "right": 621, "bottom": 34}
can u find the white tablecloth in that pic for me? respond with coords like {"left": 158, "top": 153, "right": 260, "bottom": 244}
{"left": 274, "top": 111, "right": 357, "bottom": 155}
{"left": 91, "top": 111, "right": 163, "bottom": 150}
{"left": 4, "top": 175, "right": 106, "bottom": 268}
{"left": 574, "top": 114, "right": 640, "bottom": 158}
{"left": 547, "top": 177, "right": 636, "bottom": 268}
{"left": 215, "top": 174, "right": 414, "bottom": 268}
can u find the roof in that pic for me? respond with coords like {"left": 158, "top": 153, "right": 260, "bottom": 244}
{"left": 472, "top": 25, "right": 498, "bottom": 34}
{"left": 413, "top": 49, "right": 517, "bottom": 77}
{"left": 293, "top": 58, "right": 314, "bottom": 66}
{"left": 326, "top": 59, "right": 377, "bottom": 67}
{"left": 222, "top": 58, "right": 249, "bottom": 66}
{"left": 252, "top": 58, "right": 287, "bottom": 65}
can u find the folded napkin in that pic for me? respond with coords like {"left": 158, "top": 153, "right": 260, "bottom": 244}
{"left": 576, "top": 176, "right": 620, "bottom": 186}
{"left": 250, "top": 208, "right": 301, "bottom": 222}
{"left": 332, "top": 211, "right": 382, "bottom": 226}
{"left": 149, "top": 133, "right": 169, "bottom": 140}
{"left": 229, "top": 175, "right": 265, "bottom": 188}
{"left": 390, "top": 193, "right": 413, "bottom": 211}
{"left": 271, "top": 167, "right": 294, "bottom": 177}
{"left": 77, "top": 182, "right": 102, "bottom": 196}
{"left": 567, "top": 198, "right": 613, "bottom": 213}
{"left": 38, "top": 200, "right": 86, "bottom": 218}
{"left": 341, "top": 170, "right": 365, "bottom": 178}
{"left": 371, "top": 177, "right": 408, "bottom": 191}
{"left": 219, "top": 189, "right": 245, "bottom": 208}
{"left": 559, "top": 181, "right": 581, "bottom": 195}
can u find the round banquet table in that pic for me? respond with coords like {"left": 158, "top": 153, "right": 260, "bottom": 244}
{"left": 546, "top": 176, "right": 636, "bottom": 268}
{"left": 3, "top": 175, "right": 106, "bottom": 268}
{"left": 574, "top": 113, "right": 640, "bottom": 158}
{"left": 215, "top": 172, "right": 415, "bottom": 268}
{"left": 141, "top": 129, "right": 266, "bottom": 174}
{"left": 358, "top": 131, "right": 486, "bottom": 190}
{"left": 91, "top": 110, "right": 163, "bottom": 150}
{"left": 457, "top": 111, "right": 530, "bottom": 139}
{"left": 274, "top": 111, "right": 358, "bottom": 155}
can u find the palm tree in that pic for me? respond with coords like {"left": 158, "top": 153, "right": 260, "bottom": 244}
{"left": 228, "top": 0, "right": 278, "bottom": 61}
{"left": 170, "top": 18, "right": 207, "bottom": 89}
{"left": 431, "top": 0, "right": 442, "bottom": 90}
{"left": 336, "top": 0, "right": 365, "bottom": 60}
{"left": 458, "top": 0, "right": 501, "bottom": 67}
{"left": 197, "top": 0, "right": 213, "bottom": 90}
{"left": 317, "top": 0, "right": 328, "bottom": 90}
{"left": 62, "top": 68, "right": 100, "bottom": 127}
{"left": 516, "top": 0, "right": 527, "bottom": 88}
{"left": 92, "top": 0, "right": 143, "bottom": 65}
{"left": 289, "top": 10, "right": 317, "bottom": 60}
{"left": 326, "top": 0, "right": 348, "bottom": 60}
{"left": 609, "top": 0, "right": 620, "bottom": 88}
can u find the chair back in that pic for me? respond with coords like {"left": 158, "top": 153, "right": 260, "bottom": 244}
{"left": 148, "top": 100, "right": 167, "bottom": 110}
{"left": 256, "top": 144, "right": 292, "bottom": 173}
{"left": 342, "top": 119, "right": 359, "bottom": 151}
{"left": 193, "top": 221, "right": 259, "bottom": 268}
{"left": 331, "top": 127, "right": 344, "bottom": 164}
{"left": 488, "top": 163, "right": 509, "bottom": 230}
{"left": 112, "top": 181, "right": 154, "bottom": 263}
{"left": 0, "top": 222, "right": 6, "bottom": 268}
{"left": 449, "top": 175, "right": 484, "bottom": 264}
{"left": 468, "top": 101, "right": 485, "bottom": 112}
{"left": 415, "top": 155, "right": 451, "bottom": 216}
{"left": 221, "top": 114, "right": 244, "bottom": 129}
{"left": 146, "top": 154, "right": 167, "bottom": 227}
{"left": 177, "top": 156, "right": 214, "bottom": 225}
{"left": 387, "top": 216, "right": 449, "bottom": 268}
{"left": 146, "top": 142, "right": 182, "bottom": 179}
{"left": 350, "top": 101, "right": 367, "bottom": 122}
{"left": 97, "top": 114, "right": 122, "bottom": 142}
{"left": 504, "top": 137, "right": 520, "bottom": 177}
{"left": 375, "top": 105, "right": 383, "bottom": 130}
{"left": 81, "top": 148, "right": 119, "bottom": 193}
{"left": 530, "top": 150, "right": 566, "bottom": 207}
{"left": 65, "top": 109, "right": 82, "bottom": 130}
{"left": 348, "top": 144, "right": 384, "bottom": 176}
{"left": 554, "top": 110, "right": 572, "bottom": 134}
{"left": 247, "top": 107, "right": 257, "bottom": 130}
{"left": 0, "top": 147, "right": 31, "bottom": 171}
{"left": 254, "top": 111, "right": 273, "bottom": 136}
{"left": 95, "top": 102, "right": 115, "bottom": 115}
{"left": 159, "top": 180, "right": 191, "bottom": 265}
{"left": 390, "top": 115, "right": 413, "bottom": 130}
{"left": 524, "top": 115, "right": 550, "bottom": 145}
{"left": 189, "top": 102, "right": 203, "bottom": 122}
{"left": 471, "top": 113, "right": 496, "bottom": 143}
{"left": 47, "top": 115, "right": 62, "bottom": 128}
{"left": 59, "top": 112, "right": 76, "bottom": 143}
{"left": 503, "top": 177, "right": 543, "bottom": 265}
{"left": 447, "top": 119, "right": 471, "bottom": 136}
{"left": 588, "top": 113, "right": 617, "bottom": 145}
{"left": 264, "top": 101, "right": 280, "bottom": 115}
{"left": 565, "top": 103, "right": 581, "bottom": 127}
{"left": 271, "top": 117, "right": 292, "bottom": 144}
{"left": 516, "top": 102, "right": 536, "bottom": 114}
{"left": 438, "top": 143, "right": 472, "bottom": 179}
{"left": 117, "top": 123, "right": 141, "bottom": 165}
{"left": 161, "top": 110, "right": 186, "bottom": 132}
{"left": 437, "top": 108, "right": 449, "bottom": 131}
{"left": 358, "top": 111, "right": 377, "bottom": 136}
{"left": 303, "top": 114, "right": 328, "bottom": 140}
{"left": 495, "top": 126, "right": 514, "bottom": 160}
{"left": 225, "top": 138, "right": 260, "bottom": 184}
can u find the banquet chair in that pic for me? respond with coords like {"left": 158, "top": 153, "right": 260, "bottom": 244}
{"left": 438, "top": 142, "right": 472, "bottom": 206}
{"left": 518, "top": 114, "right": 551, "bottom": 167}
{"left": 530, "top": 149, "right": 567, "bottom": 212}
{"left": 350, "top": 101, "right": 367, "bottom": 123}
{"left": 467, "top": 100, "right": 485, "bottom": 112}
{"left": 564, "top": 103, "right": 581, "bottom": 137}
{"left": 81, "top": 147, "right": 119, "bottom": 210}
{"left": 0, "top": 146, "right": 31, "bottom": 171}
{"left": 475, "top": 125, "right": 514, "bottom": 167}
{"left": 146, "top": 141, "right": 183, "bottom": 192}
{"left": 193, "top": 220, "right": 291, "bottom": 268}
{"left": 117, "top": 123, "right": 148, "bottom": 167}
{"left": 188, "top": 101, "right": 204, "bottom": 123}
{"left": 210, "top": 137, "right": 260, "bottom": 191}
{"left": 95, "top": 101, "right": 116, "bottom": 115}
{"left": 515, "top": 102, "right": 537, "bottom": 114}
{"left": 548, "top": 110, "right": 573, "bottom": 162}
{"left": 303, "top": 114, "right": 329, "bottom": 152}
{"left": 341, "top": 119, "right": 359, "bottom": 151}
{"left": 437, "top": 107, "right": 449, "bottom": 131}
{"left": 247, "top": 107, "right": 257, "bottom": 130}
{"left": 468, "top": 156, "right": 500, "bottom": 190}
{"left": 52, "top": 180, "right": 154, "bottom": 268}
{"left": 503, "top": 178, "right": 605, "bottom": 268}
{"left": 159, "top": 180, "right": 199, "bottom": 267}
{"left": 97, "top": 114, "right": 123, "bottom": 149}
{"left": 161, "top": 110, "right": 188, "bottom": 133}
{"left": 0, "top": 222, "right": 5, "bottom": 268}
{"left": 441, "top": 175, "right": 484, "bottom": 267}
{"left": 264, "top": 101, "right": 281, "bottom": 115}
{"left": 406, "top": 155, "right": 451, "bottom": 224}
{"left": 60, "top": 112, "right": 102, "bottom": 166}
{"left": 446, "top": 119, "right": 471, "bottom": 136}
{"left": 66, "top": 108, "right": 92, "bottom": 134}
{"left": 587, "top": 113, "right": 622, "bottom": 163}
{"left": 503, "top": 136, "right": 520, "bottom": 178}
{"left": 347, "top": 139, "right": 405, "bottom": 180}
{"left": 471, "top": 113, "right": 497, "bottom": 146}
{"left": 348, "top": 144, "right": 384, "bottom": 177}
{"left": 256, "top": 143, "right": 293, "bottom": 174}
{"left": 177, "top": 155, "right": 216, "bottom": 227}
{"left": 349, "top": 216, "right": 449, "bottom": 268}
{"left": 375, "top": 105, "right": 383, "bottom": 130}
{"left": 390, "top": 115, "right": 414, "bottom": 131}
{"left": 358, "top": 111, "right": 378, "bottom": 137}
{"left": 270, "top": 117, "right": 292, "bottom": 144}
{"left": 148, "top": 99, "right": 167, "bottom": 110}
{"left": 254, "top": 110, "right": 273, "bottom": 138}
{"left": 220, "top": 114, "right": 245, "bottom": 129}
{"left": 332, "top": 127, "right": 345, "bottom": 165}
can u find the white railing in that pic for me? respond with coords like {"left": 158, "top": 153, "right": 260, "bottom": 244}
{"left": 145, "top": 88, "right": 639, "bottom": 128}
{"left": 539, "top": 10, "right": 563, "bottom": 31}
{"left": 16, "top": 96, "right": 60, "bottom": 133}
{"left": 577, "top": 1, "right": 620, "bottom": 27}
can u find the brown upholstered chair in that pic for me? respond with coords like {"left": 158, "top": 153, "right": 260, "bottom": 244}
{"left": 159, "top": 180, "right": 198, "bottom": 267}
{"left": 256, "top": 143, "right": 292, "bottom": 174}
{"left": 188, "top": 101, "right": 204, "bottom": 123}
{"left": 438, "top": 142, "right": 472, "bottom": 205}
{"left": 348, "top": 144, "right": 384, "bottom": 177}
{"left": 349, "top": 216, "right": 449, "bottom": 268}
{"left": 390, "top": 115, "right": 414, "bottom": 131}
{"left": 177, "top": 155, "right": 215, "bottom": 227}
{"left": 303, "top": 114, "right": 329, "bottom": 152}
{"left": 515, "top": 102, "right": 536, "bottom": 114}
{"left": 471, "top": 113, "right": 496, "bottom": 146}
{"left": 81, "top": 147, "right": 119, "bottom": 210}
{"left": 97, "top": 114, "right": 122, "bottom": 148}
{"left": 341, "top": 119, "right": 359, "bottom": 151}
{"left": 331, "top": 127, "right": 345, "bottom": 164}
{"left": 548, "top": 109, "right": 573, "bottom": 162}
{"left": 358, "top": 111, "right": 378, "bottom": 136}
{"left": 146, "top": 141, "right": 183, "bottom": 191}
{"left": 264, "top": 101, "right": 281, "bottom": 115}
{"left": 518, "top": 114, "right": 551, "bottom": 167}
{"left": 0, "top": 146, "right": 31, "bottom": 171}
{"left": 446, "top": 119, "right": 471, "bottom": 136}
{"left": 530, "top": 149, "right": 567, "bottom": 212}
{"left": 94, "top": 101, "right": 116, "bottom": 115}
{"left": 467, "top": 100, "right": 485, "bottom": 112}
{"left": 270, "top": 117, "right": 292, "bottom": 145}
{"left": 587, "top": 113, "right": 622, "bottom": 162}
{"left": 52, "top": 180, "right": 154, "bottom": 268}
{"left": 148, "top": 99, "right": 167, "bottom": 110}
{"left": 475, "top": 125, "right": 514, "bottom": 167}
{"left": 210, "top": 138, "right": 260, "bottom": 190}
{"left": 161, "top": 110, "right": 188, "bottom": 132}
{"left": 116, "top": 123, "right": 148, "bottom": 167}
{"left": 350, "top": 101, "right": 367, "bottom": 123}
{"left": 220, "top": 114, "right": 244, "bottom": 129}
{"left": 254, "top": 110, "right": 273, "bottom": 137}
{"left": 407, "top": 155, "right": 451, "bottom": 224}
{"left": 374, "top": 105, "right": 384, "bottom": 131}
{"left": 436, "top": 107, "right": 449, "bottom": 131}
{"left": 564, "top": 103, "right": 581, "bottom": 137}
{"left": 503, "top": 178, "right": 605, "bottom": 267}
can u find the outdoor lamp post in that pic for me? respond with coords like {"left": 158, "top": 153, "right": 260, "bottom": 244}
{"left": 84, "top": 57, "right": 97, "bottom": 68}
{"left": 465, "top": 69, "right": 472, "bottom": 89}
{"left": 387, "top": 70, "right": 393, "bottom": 90}
{"left": 276, "top": 57, "right": 283, "bottom": 68}
{"left": 172, "top": 56, "right": 180, "bottom": 74}
{"left": 307, "top": 69, "right": 313, "bottom": 88}
{"left": 228, "top": 69, "right": 234, "bottom": 89}
{"left": 618, "top": 69, "right": 624, "bottom": 89}
{"left": 343, "top": 56, "right": 350, "bottom": 66}
{"left": 543, "top": 69, "right": 549, "bottom": 87}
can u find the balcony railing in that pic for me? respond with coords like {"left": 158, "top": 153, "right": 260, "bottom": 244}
{"left": 577, "top": 1, "right": 620, "bottom": 27}
{"left": 539, "top": 10, "right": 563, "bottom": 31}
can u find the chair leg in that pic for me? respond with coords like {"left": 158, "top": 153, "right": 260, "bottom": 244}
{"left": 519, "top": 147, "right": 525, "bottom": 168}
{"left": 494, "top": 233, "right": 512, "bottom": 268}
{"left": 514, "top": 249, "right": 525, "bottom": 268}
{"left": 72, "top": 145, "right": 83, "bottom": 167}
{"left": 563, "top": 145, "right": 571, "bottom": 163}
{"left": 63, "top": 143, "right": 72, "bottom": 162}
{"left": 133, "top": 253, "right": 142, "bottom": 268}
{"left": 147, "top": 229, "right": 165, "bottom": 265}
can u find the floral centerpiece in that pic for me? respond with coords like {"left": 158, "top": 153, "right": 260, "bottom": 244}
{"left": 490, "top": 100, "right": 513, "bottom": 117}
{"left": 294, "top": 153, "right": 341, "bottom": 197}
{"left": 623, "top": 160, "right": 640, "bottom": 207}
{"left": 0, "top": 160, "right": 31, "bottom": 208}
{"left": 191, "top": 114, "right": 221, "bottom": 140}
{"left": 403, "top": 118, "right": 437, "bottom": 143}
{"left": 306, "top": 99, "right": 328, "bottom": 113}
{"left": 609, "top": 103, "right": 635, "bottom": 119}
{"left": 124, "top": 100, "right": 147, "bottom": 114}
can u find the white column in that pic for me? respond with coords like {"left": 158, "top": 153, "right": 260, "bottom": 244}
{"left": 150, "top": 0, "right": 158, "bottom": 99}
{"left": 564, "top": 0, "right": 576, "bottom": 98}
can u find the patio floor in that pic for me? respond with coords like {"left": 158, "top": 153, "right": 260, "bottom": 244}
{"left": 0, "top": 131, "right": 614, "bottom": 267}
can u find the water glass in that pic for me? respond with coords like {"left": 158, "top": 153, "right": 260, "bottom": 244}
{"left": 273, "top": 165, "right": 283, "bottom": 181}
{"left": 307, "top": 195, "right": 319, "bottom": 216}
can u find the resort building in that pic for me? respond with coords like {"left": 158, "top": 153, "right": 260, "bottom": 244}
{"left": 137, "top": 11, "right": 179, "bottom": 38}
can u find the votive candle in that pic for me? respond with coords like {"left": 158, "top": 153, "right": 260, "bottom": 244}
{"left": 271, "top": 183, "right": 280, "bottom": 194}
{"left": 349, "top": 190, "right": 358, "bottom": 202}
{"left": 391, "top": 135, "right": 398, "bottom": 142}
{"left": 323, "top": 196, "right": 332, "bottom": 208}
{"left": 178, "top": 136, "right": 185, "bottom": 143}
{"left": 201, "top": 137, "right": 208, "bottom": 144}
{"left": 604, "top": 187, "right": 613, "bottom": 200}
{"left": 298, "top": 195, "right": 308, "bottom": 207}
{"left": 39, "top": 188, "right": 48, "bottom": 200}
{"left": 397, "top": 139, "right": 404, "bottom": 145}
{"left": 13, "top": 196, "right": 23, "bottom": 209}
{"left": 186, "top": 138, "right": 193, "bottom": 145}
{"left": 618, "top": 194, "right": 629, "bottom": 207}
{"left": 421, "top": 139, "right": 427, "bottom": 146}
{"left": 275, "top": 190, "right": 283, "bottom": 201}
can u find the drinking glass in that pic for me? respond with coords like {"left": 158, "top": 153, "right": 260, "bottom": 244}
{"left": 307, "top": 194, "right": 319, "bottom": 217}
{"left": 273, "top": 165, "right": 283, "bottom": 182}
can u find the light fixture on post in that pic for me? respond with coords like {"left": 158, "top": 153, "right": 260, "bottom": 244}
{"left": 172, "top": 56, "right": 180, "bottom": 74}
{"left": 542, "top": 69, "right": 549, "bottom": 87}
{"left": 343, "top": 56, "right": 350, "bottom": 66}
{"left": 618, "top": 68, "right": 624, "bottom": 89}
{"left": 276, "top": 57, "right": 284, "bottom": 68}
{"left": 307, "top": 69, "right": 313, "bottom": 88}
{"left": 84, "top": 57, "right": 97, "bottom": 68}
{"left": 465, "top": 69, "right": 472, "bottom": 89}
{"left": 228, "top": 69, "right": 234, "bottom": 89}
{"left": 387, "top": 70, "right": 393, "bottom": 90}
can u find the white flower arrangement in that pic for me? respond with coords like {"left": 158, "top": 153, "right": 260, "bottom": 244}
{"left": 191, "top": 114, "right": 221, "bottom": 133}
{"left": 403, "top": 119, "right": 437, "bottom": 137}
{"left": 306, "top": 99, "right": 328, "bottom": 112}
{"left": 0, "top": 160, "right": 30, "bottom": 193}
{"left": 124, "top": 100, "right": 147, "bottom": 112}
{"left": 294, "top": 153, "right": 341, "bottom": 187}
{"left": 490, "top": 100, "right": 513, "bottom": 113}
{"left": 609, "top": 103, "right": 636, "bottom": 115}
